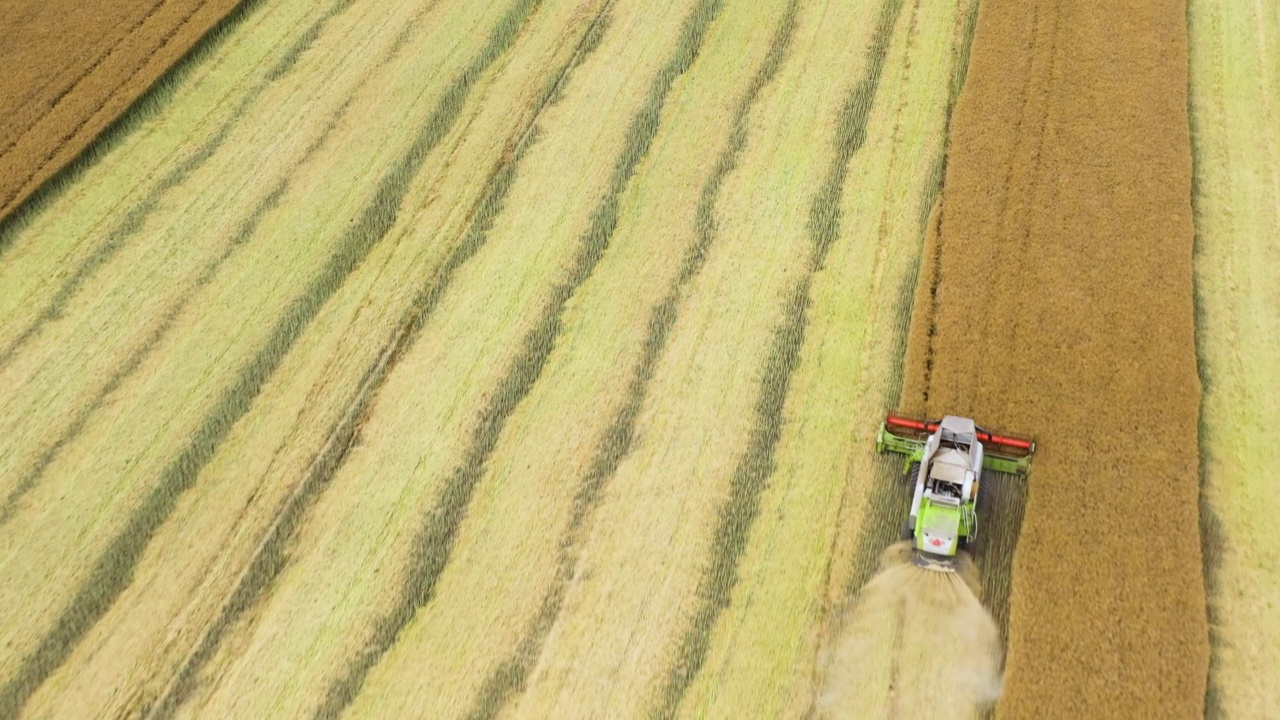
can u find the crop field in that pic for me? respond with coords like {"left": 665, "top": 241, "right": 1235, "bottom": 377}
{"left": 0, "top": 0, "right": 244, "bottom": 220}
{"left": 0, "top": 0, "right": 1274, "bottom": 718}
{"left": 898, "top": 0, "right": 1213, "bottom": 716}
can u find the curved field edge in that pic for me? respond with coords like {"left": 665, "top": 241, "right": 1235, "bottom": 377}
{"left": 1188, "top": 0, "right": 1280, "bottom": 716}
{"left": 0, "top": 0, "right": 255, "bottom": 237}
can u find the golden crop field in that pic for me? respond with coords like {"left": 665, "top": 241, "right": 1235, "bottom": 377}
{"left": 0, "top": 0, "right": 1274, "bottom": 717}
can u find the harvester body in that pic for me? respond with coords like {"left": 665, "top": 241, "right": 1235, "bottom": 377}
{"left": 876, "top": 413, "right": 1034, "bottom": 572}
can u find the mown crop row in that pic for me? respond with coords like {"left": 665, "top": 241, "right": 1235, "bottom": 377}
{"left": 1, "top": 0, "right": 603, "bottom": 716}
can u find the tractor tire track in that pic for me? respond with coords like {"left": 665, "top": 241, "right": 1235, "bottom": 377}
{"left": 312, "top": 1, "right": 730, "bottom": 715}
{"left": 0, "top": 0, "right": 357, "bottom": 369}
{"left": 655, "top": 0, "right": 907, "bottom": 712}
{"left": 144, "top": 7, "right": 612, "bottom": 717}
{"left": 461, "top": 4, "right": 801, "bottom": 717}
{"left": 0, "top": 1, "right": 547, "bottom": 714}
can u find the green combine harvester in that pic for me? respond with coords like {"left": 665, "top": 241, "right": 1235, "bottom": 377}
{"left": 876, "top": 414, "right": 1036, "bottom": 572}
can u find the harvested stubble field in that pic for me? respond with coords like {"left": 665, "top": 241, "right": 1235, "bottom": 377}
{"left": 0, "top": 0, "right": 1274, "bottom": 718}
{"left": 0, "top": 0, "right": 245, "bottom": 221}
{"left": 1190, "top": 0, "right": 1280, "bottom": 716}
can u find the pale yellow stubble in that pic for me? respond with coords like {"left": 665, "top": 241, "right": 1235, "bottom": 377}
{"left": 18, "top": 3, "right": 609, "bottom": 719}
{"left": 0, "top": 0, "right": 320, "bottom": 331}
{"left": 0, "top": 0, "right": 434, "bottom": 489}
{"left": 1190, "top": 0, "right": 1280, "bottom": 716}
{"left": 676, "top": 0, "right": 973, "bottom": 716}
{"left": 505, "top": 0, "right": 911, "bottom": 716}
{"left": 342, "top": 2, "right": 793, "bottom": 718}
{"left": 0, "top": 0, "right": 512, "bottom": 697}
{"left": 173, "top": 2, "right": 715, "bottom": 717}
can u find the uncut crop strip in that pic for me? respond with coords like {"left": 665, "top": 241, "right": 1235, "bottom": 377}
{"left": 0, "top": 0, "right": 578, "bottom": 712}
{"left": 0, "top": 0, "right": 245, "bottom": 220}
{"left": 898, "top": 0, "right": 1210, "bottom": 716}
{"left": 673, "top": 0, "right": 982, "bottom": 715}
{"left": 1188, "top": 0, "right": 1280, "bottom": 716}
{"left": 0, "top": 0, "right": 169, "bottom": 161}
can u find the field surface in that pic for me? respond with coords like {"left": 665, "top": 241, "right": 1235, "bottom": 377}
{"left": 897, "top": 0, "right": 1211, "bottom": 716}
{"left": 0, "top": 0, "right": 1275, "bottom": 718}
{"left": 0, "top": 0, "right": 979, "bottom": 717}
{"left": 1190, "top": 0, "right": 1280, "bottom": 716}
{"left": 0, "top": 0, "right": 244, "bottom": 221}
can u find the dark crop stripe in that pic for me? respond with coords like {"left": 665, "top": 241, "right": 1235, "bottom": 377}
{"left": 148, "top": 7, "right": 609, "bottom": 718}
{"left": 0, "top": 128, "right": 310, "bottom": 533}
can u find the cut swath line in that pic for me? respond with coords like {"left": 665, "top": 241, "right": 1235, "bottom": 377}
{"left": 461, "top": 3, "right": 801, "bottom": 717}
{"left": 0, "top": 1, "right": 548, "bottom": 715}
{"left": 655, "top": 0, "right": 908, "bottom": 712}
{"left": 149, "top": 14, "right": 609, "bottom": 712}
{"left": 312, "top": 0, "right": 732, "bottom": 715}
{"left": 0, "top": 0, "right": 357, "bottom": 369}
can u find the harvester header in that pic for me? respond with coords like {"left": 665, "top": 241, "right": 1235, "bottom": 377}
{"left": 884, "top": 413, "right": 1034, "bottom": 454}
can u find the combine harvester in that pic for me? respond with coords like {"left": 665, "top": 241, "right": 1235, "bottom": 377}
{"left": 876, "top": 414, "right": 1035, "bottom": 572}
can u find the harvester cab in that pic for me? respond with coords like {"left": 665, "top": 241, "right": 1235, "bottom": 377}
{"left": 876, "top": 413, "right": 1035, "bottom": 573}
